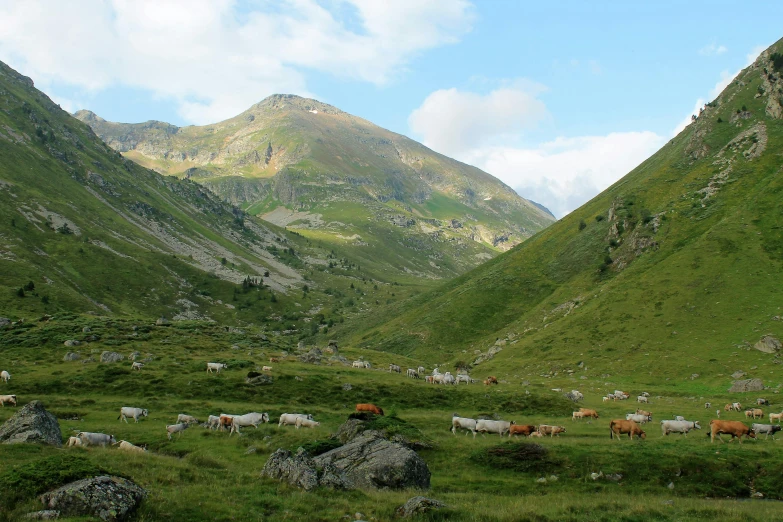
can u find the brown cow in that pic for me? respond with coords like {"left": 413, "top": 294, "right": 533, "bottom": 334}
{"left": 724, "top": 403, "right": 732, "bottom": 412}
{"left": 508, "top": 424, "right": 538, "bottom": 437}
{"left": 636, "top": 409, "right": 652, "bottom": 417}
{"left": 355, "top": 403, "right": 384, "bottom": 416}
{"left": 578, "top": 408, "right": 599, "bottom": 419}
{"left": 709, "top": 420, "right": 755, "bottom": 444}
{"left": 610, "top": 419, "right": 646, "bottom": 440}
{"left": 269, "top": 357, "right": 280, "bottom": 363}
{"left": 484, "top": 376, "right": 498, "bottom": 386}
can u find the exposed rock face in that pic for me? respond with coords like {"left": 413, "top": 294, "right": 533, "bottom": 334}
{"left": 333, "top": 419, "right": 366, "bottom": 444}
{"left": 396, "top": 496, "right": 447, "bottom": 518}
{"left": 63, "top": 352, "right": 81, "bottom": 361}
{"left": 313, "top": 431, "right": 430, "bottom": 490}
{"left": 40, "top": 476, "right": 146, "bottom": 522}
{"left": 100, "top": 351, "right": 124, "bottom": 363}
{"left": 297, "top": 347, "right": 322, "bottom": 364}
{"left": 754, "top": 335, "right": 781, "bottom": 354}
{"left": 0, "top": 400, "right": 62, "bottom": 446}
{"left": 261, "top": 448, "right": 347, "bottom": 491}
{"left": 729, "top": 379, "right": 764, "bottom": 393}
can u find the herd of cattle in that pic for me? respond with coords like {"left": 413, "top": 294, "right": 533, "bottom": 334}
{"left": 358, "top": 363, "right": 501, "bottom": 386}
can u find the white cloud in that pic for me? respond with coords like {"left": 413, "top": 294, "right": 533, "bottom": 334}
{"left": 0, "top": 0, "right": 473, "bottom": 124}
{"left": 408, "top": 83, "right": 548, "bottom": 156}
{"left": 699, "top": 43, "right": 727, "bottom": 56}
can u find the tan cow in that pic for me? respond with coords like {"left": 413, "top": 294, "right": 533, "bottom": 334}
{"left": 610, "top": 419, "right": 646, "bottom": 440}
{"left": 744, "top": 408, "right": 763, "bottom": 419}
{"left": 579, "top": 408, "right": 599, "bottom": 419}
{"left": 538, "top": 425, "right": 566, "bottom": 437}
{"left": 709, "top": 420, "right": 755, "bottom": 444}
{"left": 770, "top": 412, "right": 783, "bottom": 424}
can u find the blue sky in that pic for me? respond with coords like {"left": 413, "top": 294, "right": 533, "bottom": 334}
{"left": 1, "top": 0, "right": 781, "bottom": 217}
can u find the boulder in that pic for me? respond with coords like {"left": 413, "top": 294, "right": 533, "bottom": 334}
{"left": 332, "top": 419, "right": 366, "bottom": 444}
{"left": 0, "top": 400, "right": 62, "bottom": 446}
{"left": 261, "top": 448, "right": 347, "bottom": 491}
{"left": 341, "top": 382, "right": 353, "bottom": 391}
{"left": 39, "top": 476, "right": 146, "bottom": 522}
{"left": 82, "top": 327, "right": 91, "bottom": 333}
{"left": 298, "top": 347, "right": 322, "bottom": 364}
{"left": 396, "top": 496, "right": 447, "bottom": 518}
{"left": 729, "top": 379, "right": 765, "bottom": 393}
{"left": 0, "top": 317, "right": 10, "bottom": 329}
{"left": 63, "top": 340, "right": 80, "bottom": 348}
{"left": 155, "top": 317, "right": 170, "bottom": 326}
{"left": 731, "top": 371, "right": 746, "bottom": 379}
{"left": 63, "top": 352, "right": 81, "bottom": 362}
{"left": 246, "top": 374, "right": 273, "bottom": 386}
{"left": 314, "top": 431, "right": 430, "bottom": 490}
{"left": 100, "top": 351, "right": 124, "bottom": 363}
{"left": 754, "top": 335, "right": 781, "bottom": 354}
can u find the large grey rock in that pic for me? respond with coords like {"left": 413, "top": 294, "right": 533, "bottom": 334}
{"left": 0, "top": 400, "right": 62, "bottom": 446}
{"left": 755, "top": 335, "right": 781, "bottom": 354}
{"left": 40, "top": 476, "right": 146, "bottom": 522}
{"left": 100, "top": 351, "right": 124, "bottom": 363}
{"left": 246, "top": 373, "right": 273, "bottom": 385}
{"left": 298, "top": 347, "right": 322, "bottom": 364}
{"left": 333, "top": 419, "right": 366, "bottom": 444}
{"left": 261, "top": 448, "right": 347, "bottom": 491}
{"left": 314, "top": 431, "right": 430, "bottom": 490}
{"left": 63, "top": 340, "right": 80, "bottom": 348}
{"left": 396, "top": 496, "right": 447, "bottom": 518}
{"left": 63, "top": 352, "right": 81, "bottom": 362}
{"left": 729, "top": 379, "right": 765, "bottom": 393}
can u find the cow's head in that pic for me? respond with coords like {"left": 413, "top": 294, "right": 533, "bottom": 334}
{"left": 142, "top": 409, "right": 149, "bottom": 417}
{"left": 694, "top": 421, "right": 701, "bottom": 430}
{"left": 638, "top": 431, "right": 646, "bottom": 440}
{"left": 772, "top": 425, "right": 782, "bottom": 433}
{"left": 262, "top": 413, "right": 270, "bottom": 423}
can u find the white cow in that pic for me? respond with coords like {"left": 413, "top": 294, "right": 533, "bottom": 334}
{"left": 352, "top": 360, "right": 364, "bottom": 368}
{"left": 637, "top": 396, "right": 648, "bottom": 404}
{"left": 432, "top": 374, "right": 445, "bottom": 384}
{"left": 176, "top": 414, "right": 199, "bottom": 424}
{"left": 625, "top": 414, "right": 651, "bottom": 424}
{"left": 262, "top": 366, "right": 272, "bottom": 372}
{"left": 131, "top": 362, "right": 144, "bottom": 371}
{"left": 455, "top": 374, "right": 471, "bottom": 385}
{"left": 363, "top": 362, "right": 371, "bottom": 369}
{"left": 770, "top": 412, "right": 783, "bottom": 424}
{"left": 406, "top": 368, "right": 418, "bottom": 379}
{"left": 661, "top": 420, "right": 701, "bottom": 436}
{"left": 224, "top": 412, "right": 269, "bottom": 431}
{"left": 442, "top": 373, "right": 455, "bottom": 385}
{"left": 295, "top": 418, "right": 320, "bottom": 429}
{"left": 206, "top": 415, "right": 221, "bottom": 430}
{"left": 417, "top": 366, "right": 426, "bottom": 375}
{"left": 476, "top": 419, "right": 514, "bottom": 437}
{"left": 206, "top": 362, "right": 227, "bottom": 373}
{"left": 115, "top": 440, "right": 146, "bottom": 453}
{"left": 119, "top": 407, "right": 148, "bottom": 423}
{"left": 166, "top": 423, "right": 189, "bottom": 440}
{"left": 451, "top": 415, "right": 477, "bottom": 437}
{"left": 78, "top": 432, "right": 117, "bottom": 447}
{"left": 279, "top": 413, "right": 314, "bottom": 427}
{"left": 0, "top": 394, "right": 16, "bottom": 406}
{"left": 389, "top": 364, "right": 401, "bottom": 373}
{"left": 751, "top": 423, "right": 782, "bottom": 440}
{"left": 66, "top": 436, "right": 83, "bottom": 447}
{"left": 1, "top": 371, "right": 10, "bottom": 383}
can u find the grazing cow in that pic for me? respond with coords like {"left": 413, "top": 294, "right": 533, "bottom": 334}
{"left": 641, "top": 392, "right": 650, "bottom": 398}
{"left": 637, "top": 396, "right": 648, "bottom": 404}
{"left": 295, "top": 418, "right": 320, "bottom": 429}
{"left": 115, "top": 440, "right": 146, "bottom": 453}
{"left": 455, "top": 374, "right": 471, "bottom": 385}
{"left": 78, "top": 432, "right": 117, "bottom": 447}
{"left": 709, "top": 420, "right": 755, "bottom": 443}
{"left": 262, "top": 366, "right": 272, "bottom": 372}
{"left": 579, "top": 408, "right": 599, "bottom": 419}
{"left": 279, "top": 413, "right": 314, "bottom": 427}
{"left": 389, "top": 364, "right": 401, "bottom": 373}
{"left": 704, "top": 402, "right": 711, "bottom": 409}
{"left": 66, "top": 436, "right": 82, "bottom": 447}
{"left": 751, "top": 423, "right": 782, "bottom": 440}
{"left": 166, "top": 423, "right": 190, "bottom": 440}
{"left": 636, "top": 409, "right": 652, "bottom": 417}
{"left": 206, "top": 415, "right": 221, "bottom": 430}
{"left": 442, "top": 373, "right": 456, "bottom": 385}
{"left": 538, "top": 425, "right": 566, "bottom": 438}
{"left": 508, "top": 424, "right": 538, "bottom": 437}
{"left": 432, "top": 374, "right": 445, "bottom": 384}
{"left": 206, "top": 362, "right": 227, "bottom": 374}
{"left": 476, "top": 419, "right": 514, "bottom": 437}
{"left": 731, "top": 402, "right": 742, "bottom": 412}
{"left": 452, "top": 415, "right": 478, "bottom": 437}
{"left": 0, "top": 371, "right": 10, "bottom": 383}
{"left": 418, "top": 366, "right": 426, "bottom": 375}
{"left": 176, "top": 414, "right": 199, "bottom": 425}
{"left": 406, "top": 368, "right": 418, "bottom": 379}
{"left": 119, "top": 407, "right": 148, "bottom": 423}
{"left": 425, "top": 375, "right": 435, "bottom": 384}
{"left": 131, "top": 362, "right": 144, "bottom": 371}
{"left": 770, "top": 412, "right": 783, "bottom": 424}
{"left": 572, "top": 411, "right": 586, "bottom": 421}
{"left": 355, "top": 403, "right": 384, "bottom": 416}
{"left": 625, "top": 414, "right": 651, "bottom": 424}
{"left": 745, "top": 408, "right": 763, "bottom": 419}
{"left": 610, "top": 420, "right": 646, "bottom": 440}
{"left": 352, "top": 360, "right": 364, "bottom": 368}
{"left": 269, "top": 357, "right": 280, "bottom": 363}
{"left": 529, "top": 431, "right": 543, "bottom": 438}
{"left": 724, "top": 403, "right": 732, "bottom": 412}
{"left": 432, "top": 368, "right": 442, "bottom": 376}
{"left": 661, "top": 420, "right": 701, "bottom": 436}
{"left": 602, "top": 396, "right": 610, "bottom": 402}
{"left": 0, "top": 394, "right": 16, "bottom": 407}
{"left": 225, "top": 412, "right": 269, "bottom": 431}
{"left": 485, "top": 376, "right": 498, "bottom": 385}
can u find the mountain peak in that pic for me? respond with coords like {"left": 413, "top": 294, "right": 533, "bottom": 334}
{"left": 247, "top": 93, "right": 346, "bottom": 117}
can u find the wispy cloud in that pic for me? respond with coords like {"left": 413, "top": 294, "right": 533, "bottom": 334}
{"left": 699, "top": 43, "right": 727, "bottom": 56}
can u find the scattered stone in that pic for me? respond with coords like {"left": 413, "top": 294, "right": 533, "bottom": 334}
{"left": 24, "top": 511, "right": 60, "bottom": 520}
{"left": 246, "top": 374, "right": 273, "bottom": 386}
{"left": 755, "top": 335, "right": 781, "bottom": 354}
{"left": 536, "top": 477, "right": 547, "bottom": 484}
{"left": 662, "top": 500, "right": 674, "bottom": 506}
{"left": 40, "top": 476, "right": 146, "bottom": 522}
{"left": 100, "top": 351, "right": 124, "bottom": 363}
{"left": 690, "top": 373, "right": 699, "bottom": 380}
{"left": 245, "top": 447, "right": 257, "bottom": 455}
{"left": 63, "top": 352, "right": 81, "bottom": 362}
{"left": 667, "top": 482, "right": 675, "bottom": 490}
{"left": 752, "top": 492, "right": 764, "bottom": 499}
{"left": 729, "top": 379, "right": 764, "bottom": 393}
{"left": 294, "top": 376, "right": 304, "bottom": 382}
{"left": 82, "top": 326, "right": 91, "bottom": 333}
{"left": 155, "top": 317, "right": 170, "bottom": 326}
{"left": 731, "top": 370, "right": 746, "bottom": 379}
{"left": 231, "top": 344, "right": 240, "bottom": 350}
{"left": 63, "top": 340, "right": 80, "bottom": 347}
{"left": 342, "top": 383, "right": 353, "bottom": 391}
{"left": 298, "top": 347, "right": 322, "bottom": 364}
{"left": 0, "top": 317, "right": 10, "bottom": 329}
{"left": 0, "top": 400, "right": 62, "bottom": 446}
{"left": 395, "top": 496, "right": 447, "bottom": 518}
{"left": 129, "top": 352, "right": 140, "bottom": 361}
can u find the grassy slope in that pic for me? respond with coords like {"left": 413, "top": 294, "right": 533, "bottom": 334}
{"left": 348, "top": 40, "right": 783, "bottom": 396}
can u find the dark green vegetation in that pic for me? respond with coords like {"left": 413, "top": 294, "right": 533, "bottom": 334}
{"left": 76, "top": 95, "right": 555, "bottom": 281}
{"left": 351, "top": 40, "right": 783, "bottom": 397}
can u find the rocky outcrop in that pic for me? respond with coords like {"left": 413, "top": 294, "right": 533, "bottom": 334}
{"left": 396, "top": 496, "right": 447, "bottom": 518}
{"left": 245, "top": 373, "right": 273, "bottom": 386}
{"left": 729, "top": 379, "right": 764, "bottom": 393}
{"left": 63, "top": 352, "right": 81, "bottom": 361}
{"left": 39, "top": 476, "right": 146, "bottom": 522}
{"left": 754, "top": 335, "right": 781, "bottom": 354}
{"left": 261, "top": 448, "right": 347, "bottom": 491}
{"left": 23, "top": 510, "right": 60, "bottom": 520}
{"left": 0, "top": 400, "right": 62, "bottom": 446}
{"left": 100, "top": 351, "right": 124, "bottom": 363}
{"left": 297, "top": 347, "right": 322, "bottom": 364}
{"left": 313, "top": 431, "right": 430, "bottom": 490}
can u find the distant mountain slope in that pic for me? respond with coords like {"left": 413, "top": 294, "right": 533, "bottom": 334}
{"left": 0, "top": 60, "right": 399, "bottom": 328}
{"left": 350, "top": 39, "right": 783, "bottom": 390}
{"left": 76, "top": 95, "right": 555, "bottom": 280}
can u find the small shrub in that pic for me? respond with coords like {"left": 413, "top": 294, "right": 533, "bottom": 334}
{"left": 15, "top": 287, "right": 25, "bottom": 298}
{"left": 717, "top": 117, "right": 723, "bottom": 123}
{"left": 595, "top": 215, "right": 605, "bottom": 222}
{"left": 471, "top": 442, "right": 557, "bottom": 473}
{"left": 772, "top": 52, "right": 783, "bottom": 73}
{"left": 297, "top": 439, "right": 342, "bottom": 456}
{"left": 578, "top": 220, "right": 587, "bottom": 231}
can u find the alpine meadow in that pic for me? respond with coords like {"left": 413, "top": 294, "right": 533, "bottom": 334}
{"left": 1, "top": 10, "right": 783, "bottom": 522}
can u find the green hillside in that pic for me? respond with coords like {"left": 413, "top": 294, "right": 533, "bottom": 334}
{"left": 350, "top": 40, "right": 783, "bottom": 393}
{"left": 76, "top": 95, "right": 555, "bottom": 281}
{"left": 0, "top": 60, "right": 421, "bottom": 330}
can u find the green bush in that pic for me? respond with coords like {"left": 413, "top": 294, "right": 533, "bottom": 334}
{"left": 297, "top": 439, "right": 342, "bottom": 456}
